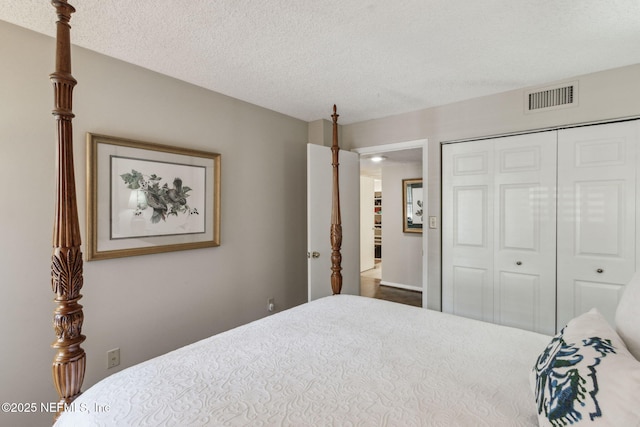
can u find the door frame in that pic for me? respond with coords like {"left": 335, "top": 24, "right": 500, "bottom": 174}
{"left": 353, "top": 139, "right": 429, "bottom": 308}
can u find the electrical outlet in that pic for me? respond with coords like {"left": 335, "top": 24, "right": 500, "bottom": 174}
{"left": 267, "top": 297, "right": 275, "bottom": 312}
{"left": 107, "top": 348, "right": 120, "bottom": 369}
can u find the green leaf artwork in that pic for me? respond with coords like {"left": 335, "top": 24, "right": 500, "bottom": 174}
{"left": 120, "top": 169, "right": 199, "bottom": 224}
{"left": 415, "top": 200, "right": 423, "bottom": 218}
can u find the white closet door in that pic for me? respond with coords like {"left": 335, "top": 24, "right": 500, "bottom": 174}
{"left": 443, "top": 133, "right": 557, "bottom": 334}
{"left": 557, "top": 121, "right": 639, "bottom": 329}
{"left": 493, "top": 133, "right": 557, "bottom": 335}
{"left": 442, "top": 140, "right": 494, "bottom": 322}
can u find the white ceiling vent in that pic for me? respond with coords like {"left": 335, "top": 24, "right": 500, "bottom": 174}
{"left": 525, "top": 81, "right": 578, "bottom": 113}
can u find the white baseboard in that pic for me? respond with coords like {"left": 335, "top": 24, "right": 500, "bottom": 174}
{"left": 380, "top": 281, "right": 422, "bottom": 293}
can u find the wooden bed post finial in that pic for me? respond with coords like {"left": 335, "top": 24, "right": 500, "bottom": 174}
{"left": 50, "top": 0, "right": 86, "bottom": 420}
{"left": 330, "top": 105, "right": 343, "bottom": 294}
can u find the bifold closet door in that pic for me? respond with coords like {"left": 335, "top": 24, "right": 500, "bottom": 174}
{"left": 442, "top": 133, "right": 557, "bottom": 335}
{"left": 556, "top": 120, "right": 639, "bottom": 329}
{"left": 442, "top": 140, "right": 494, "bottom": 324}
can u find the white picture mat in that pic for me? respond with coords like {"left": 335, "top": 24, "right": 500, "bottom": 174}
{"left": 96, "top": 142, "right": 215, "bottom": 253}
{"left": 110, "top": 156, "right": 206, "bottom": 238}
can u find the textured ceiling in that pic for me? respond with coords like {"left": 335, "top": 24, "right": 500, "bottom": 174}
{"left": 2, "top": 1, "right": 640, "bottom": 124}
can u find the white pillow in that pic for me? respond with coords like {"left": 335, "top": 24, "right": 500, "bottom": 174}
{"left": 531, "top": 308, "right": 640, "bottom": 426}
{"left": 615, "top": 271, "right": 640, "bottom": 361}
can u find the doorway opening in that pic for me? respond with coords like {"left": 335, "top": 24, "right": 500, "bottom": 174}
{"left": 358, "top": 146, "right": 424, "bottom": 307}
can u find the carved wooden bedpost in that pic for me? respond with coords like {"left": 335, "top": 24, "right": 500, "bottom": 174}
{"left": 330, "top": 105, "right": 343, "bottom": 294}
{"left": 50, "top": 0, "right": 86, "bottom": 420}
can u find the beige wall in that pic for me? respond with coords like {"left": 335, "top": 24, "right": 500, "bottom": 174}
{"left": 381, "top": 162, "right": 422, "bottom": 289}
{"left": 308, "top": 118, "right": 335, "bottom": 146}
{"left": 0, "top": 21, "right": 308, "bottom": 426}
{"left": 342, "top": 63, "right": 640, "bottom": 310}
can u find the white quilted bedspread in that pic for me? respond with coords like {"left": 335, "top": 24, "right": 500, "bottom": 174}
{"left": 55, "top": 295, "right": 550, "bottom": 426}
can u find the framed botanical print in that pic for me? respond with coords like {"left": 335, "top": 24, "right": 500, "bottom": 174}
{"left": 86, "top": 133, "right": 220, "bottom": 260}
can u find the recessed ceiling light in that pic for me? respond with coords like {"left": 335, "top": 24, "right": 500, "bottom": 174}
{"left": 370, "top": 155, "right": 387, "bottom": 162}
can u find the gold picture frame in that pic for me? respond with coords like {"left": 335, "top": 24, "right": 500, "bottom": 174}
{"left": 402, "top": 178, "right": 423, "bottom": 233}
{"left": 86, "top": 133, "right": 221, "bottom": 260}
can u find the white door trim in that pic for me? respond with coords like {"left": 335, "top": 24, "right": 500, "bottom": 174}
{"left": 353, "top": 139, "right": 427, "bottom": 155}
{"left": 352, "top": 139, "right": 429, "bottom": 308}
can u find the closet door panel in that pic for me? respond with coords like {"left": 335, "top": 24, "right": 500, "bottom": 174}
{"left": 443, "top": 133, "right": 556, "bottom": 333}
{"left": 557, "top": 121, "right": 638, "bottom": 329}
{"left": 500, "top": 184, "right": 537, "bottom": 250}
{"left": 493, "top": 133, "right": 557, "bottom": 335}
{"left": 497, "top": 271, "right": 540, "bottom": 331}
{"left": 574, "top": 281, "right": 625, "bottom": 322}
{"left": 451, "top": 266, "right": 491, "bottom": 321}
{"left": 454, "top": 186, "right": 487, "bottom": 247}
{"left": 574, "top": 181, "right": 625, "bottom": 256}
{"left": 442, "top": 141, "right": 494, "bottom": 322}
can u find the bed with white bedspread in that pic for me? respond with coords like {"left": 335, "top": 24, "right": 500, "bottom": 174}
{"left": 55, "top": 295, "right": 551, "bottom": 426}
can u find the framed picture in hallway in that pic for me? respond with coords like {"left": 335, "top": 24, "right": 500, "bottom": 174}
{"left": 86, "top": 133, "right": 221, "bottom": 260}
{"left": 402, "top": 178, "right": 423, "bottom": 233}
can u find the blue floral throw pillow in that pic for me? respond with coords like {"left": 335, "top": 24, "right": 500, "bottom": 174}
{"left": 533, "top": 330, "right": 614, "bottom": 423}
{"left": 530, "top": 309, "right": 640, "bottom": 426}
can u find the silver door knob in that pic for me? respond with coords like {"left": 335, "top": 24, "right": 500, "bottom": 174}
{"left": 307, "top": 251, "right": 320, "bottom": 259}
{"left": 516, "top": 261, "right": 522, "bottom": 266}
{"left": 596, "top": 268, "right": 604, "bottom": 274}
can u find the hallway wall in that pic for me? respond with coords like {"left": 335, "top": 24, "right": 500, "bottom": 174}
{"left": 381, "top": 162, "right": 422, "bottom": 289}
